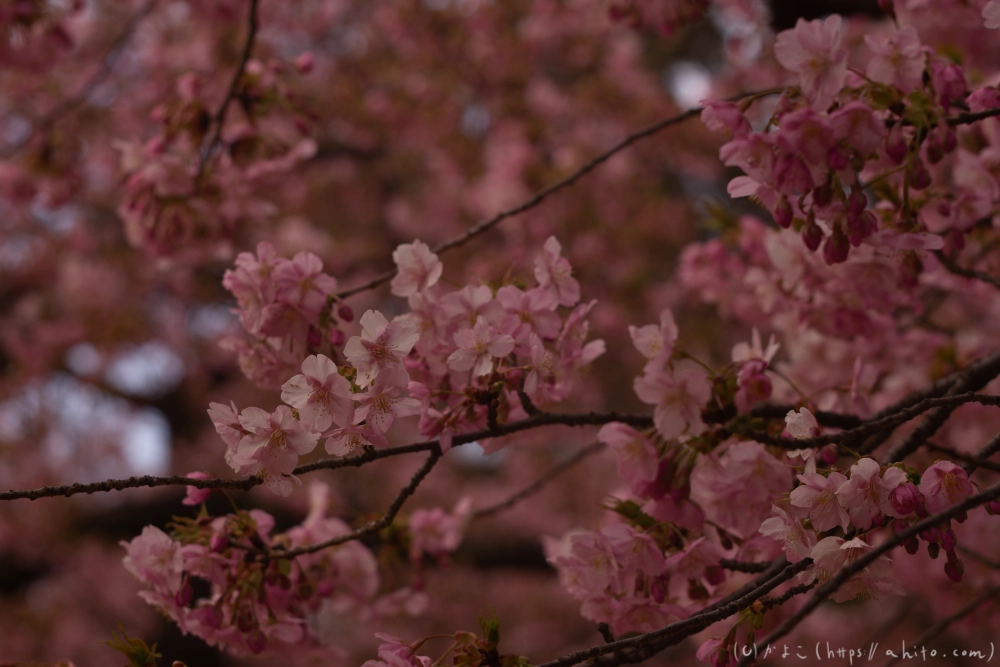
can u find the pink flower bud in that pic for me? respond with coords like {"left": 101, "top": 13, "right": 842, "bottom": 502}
{"left": 925, "top": 132, "right": 944, "bottom": 164}
{"left": 910, "top": 158, "right": 931, "bottom": 190}
{"left": 773, "top": 196, "right": 793, "bottom": 228}
{"left": 827, "top": 146, "right": 848, "bottom": 170}
{"left": 802, "top": 220, "right": 823, "bottom": 251}
{"left": 330, "top": 328, "right": 345, "bottom": 346}
{"left": 295, "top": 51, "right": 315, "bottom": 73}
{"left": 889, "top": 482, "right": 921, "bottom": 515}
{"left": 886, "top": 130, "right": 908, "bottom": 165}
{"left": 338, "top": 304, "right": 354, "bottom": 322}
{"left": 247, "top": 629, "right": 267, "bottom": 654}
{"left": 182, "top": 471, "right": 212, "bottom": 506}
{"left": 986, "top": 500, "right": 1000, "bottom": 515}
{"left": 927, "top": 542, "right": 940, "bottom": 559}
{"left": 940, "top": 527, "right": 957, "bottom": 552}
{"left": 822, "top": 226, "right": 850, "bottom": 265}
{"left": 944, "top": 556, "right": 964, "bottom": 583}
{"left": 210, "top": 531, "right": 229, "bottom": 553}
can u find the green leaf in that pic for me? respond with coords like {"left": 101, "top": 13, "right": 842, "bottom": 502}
{"left": 102, "top": 625, "right": 161, "bottom": 667}
{"left": 479, "top": 608, "right": 501, "bottom": 650}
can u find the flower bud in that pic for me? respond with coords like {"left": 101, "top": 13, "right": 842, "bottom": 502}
{"left": 886, "top": 129, "right": 908, "bottom": 164}
{"left": 940, "top": 527, "right": 957, "bottom": 552}
{"left": 927, "top": 542, "right": 940, "bottom": 559}
{"left": 247, "top": 629, "right": 267, "bottom": 654}
{"left": 210, "top": 531, "right": 229, "bottom": 553}
{"left": 773, "top": 196, "right": 793, "bottom": 228}
{"left": 910, "top": 158, "right": 932, "bottom": 190}
{"left": 802, "top": 220, "right": 823, "bottom": 252}
{"left": 890, "top": 482, "right": 921, "bottom": 515}
{"left": 822, "top": 226, "right": 850, "bottom": 265}
{"left": 944, "top": 556, "right": 964, "bottom": 583}
{"left": 985, "top": 500, "right": 1000, "bottom": 515}
{"left": 338, "top": 304, "right": 354, "bottom": 322}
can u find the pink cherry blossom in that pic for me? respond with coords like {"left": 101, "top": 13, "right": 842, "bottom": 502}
{"left": 597, "top": 422, "right": 659, "bottom": 489}
{"left": 496, "top": 285, "right": 562, "bottom": 342}
{"left": 785, "top": 407, "right": 820, "bottom": 438}
{"left": 865, "top": 26, "right": 925, "bottom": 92}
{"left": 353, "top": 368, "right": 421, "bottom": 434}
{"left": 790, "top": 471, "right": 850, "bottom": 531}
{"left": 919, "top": 461, "right": 974, "bottom": 514}
{"left": 759, "top": 504, "right": 817, "bottom": 562}
{"left": 446, "top": 316, "right": 516, "bottom": 376}
{"left": 408, "top": 497, "right": 472, "bottom": 563}
{"left": 208, "top": 400, "right": 247, "bottom": 451}
{"left": 633, "top": 360, "right": 712, "bottom": 440}
{"left": 808, "top": 536, "right": 903, "bottom": 602}
{"left": 272, "top": 250, "right": 338, "bottom": 315}
{"left": 344, "top": 310, "right": 420, "bottom": 388}
{"left": 700, "top": 99, "right": 750, "bottom": 137}
{"left": 121, "top": 526, "right": 184, "bottom": 594}
{"left": 835, "top": 458, "right": 907, "bottom": 529}
{"left": 182, "top": 471, "right": 212, "bottom": 506}
{"left": 628, "top": 308, "right": 678, "bottom": 371}
{"left": 731, "top": 328, "right": 779, "bottom": 363}
{"left": 986, "top": 1, "right": 1000, "bottom": 29}
{"left": 230, "top": 405, "right": 320, "bottom": 496}
{"left": 390, "top": 240, "right": 443, "bottom": 297}
{"left": 325, "top": 425, "right": 389, "bottom": 456}
{"left": 535, "top": 236, "right": 581, "bottom": 307}
{"left": 773, "top": 15, "right": 848, "bottom": 110}
{"left": 280, "top": 354, "right": 355, "bottom": 432}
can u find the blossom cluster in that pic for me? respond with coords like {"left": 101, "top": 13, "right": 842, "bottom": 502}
{"left": 121, "top": 482, "right": 473, "bottom": 657}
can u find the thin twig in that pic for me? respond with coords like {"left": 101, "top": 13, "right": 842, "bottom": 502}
{"left": 335, "top": 89, "right": 782, "bottom": 300}
{"left": 882, "top": 586, "right": 1000, "bottom": 667}
{"left": 472, "top": 442, "right": 605, "bottom": 519}
{"left": 269, "top": 451, "right": 440, "bottom": 559}
{"left": 536, "top": 559, "right": 812, "bottom": 667}
{"left": 761, "top": 581, "right": 817, "bottom": 610}
{"left": 719, "top": 559, "right": 775, "bottom": 573}
{"left": 924, "top": 441, "right": 1000, "bottom": 474}
{"left": 0, "top": 409, "right": 650, "bottom": 501}
{"left": 746, "top": 392, "right": 1000, "bottom": 451}
{"left": 736, "top": 479, "right": 1000, "bottom": 667}
{"left": 195, "top": 0, "right": 260, "bottom": 178}
{"left": 963, "top": 430, "right": 1000, "bottom": 475}
{"left": 934, "top": 250, "right": 1000, "bottom": 291}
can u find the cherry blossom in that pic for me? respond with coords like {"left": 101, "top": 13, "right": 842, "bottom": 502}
{"left": 280, "top": 354, "right": 355, "bottom": 432}
{"left": 597, "top": 422, "right": 659, "bottom": 489}
{"left": 773, "top": 16, "right": 848, "bottom": 110}
{"left": 919, "top": 461, "right": 974, "bottom": 514}
{"left": 785, "top": 407, "right": 820, "bottom": 438}
{"left": 759, "top": 504, "right": 817, "bottom": 562}
{"left": 391, "top": 240, "right": 443, "bottom": 297}
{"left": 353, "top": 368, "right": 422, "bottom": 435}
{"left": 446, "top": 316, "right": 516, "bottom": 376}
{"left": 535, "top": 236, "right": 581, "bottom": 307}
{"left": 865, "top": 26, "right": 925, "bottom": 92}
{"left": 790, "top": 470, "right": 850, "bottom": 531}
{"left": 230, "top": 406, "right": 320, "bottom": 496}
{"left": 633, "top": 360, "right": 712, "bottom": 440}
{"left": 344, "top": 310, "right": 420, "bottom": 388}
{"left": 628, "top": 308, "right": 679, "bottom": 371}
{"left": 986, "top": 1, "right": 1000, "bottom": 28}
{"left": 835, "top": 458, "right": 907, "bottom": 529}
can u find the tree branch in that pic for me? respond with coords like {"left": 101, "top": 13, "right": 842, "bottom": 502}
{"left": 472, "top": 442, "right": 605, "bottom": 520}
{"left": 267, "top": 451, "right": 441, "bottom": 559}
{"left": 335, "top": 89, "right": 782, "bottom": 300}
{"left": 933, "top": 250, "right": 1000, "bottom": 291}
{"left": 0, "top": 409, "right": 649, "bottom": 501}
{"left": 195, "top": 0, "right": 260, "bottom": 178}
{"left": 736, "top": 479, "right": 1000, "bottom": 666}
{"left": 882, "top": 586, "right": 1000, "bottom": 667}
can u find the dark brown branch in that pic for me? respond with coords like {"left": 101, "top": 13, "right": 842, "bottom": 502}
{"left": 536, "top": 558, "right": 812, "bottom": 667}
{"left": 761, "top": 581, "right": 817, "bottom": 610}
{"left": 933, "top": 250, "right": 1000, "bottom": 291}
{"left": 963, "top": 430, "right": 1000, "bottom": 475}
{"left": 1, "top": 410, "right": 649, "bottom": 501}
{"left": 736, "top": 479, "right": 1000, "bottom": 666}
{"left": 746, "top": 392, "right": 1000, "bottom": 451}
{"left": 472, "top": 442, "right": 605, "bottom": 520}
{"left": 0, "top": 473, "right": 258, "bottom": 502}
{"left": 270, "top": 451, "right": 440, "bottom": 559}
{"left": 947, "top": 107, "right": 1000, "bottom": 126}
{"left": 719, "top": 558, "right": 775, "bottom": 573}
{"left": 882, "top": 586, "right": 1000, "bottom": 667}
{"left": 196, "top": 0, "right": 260, "bottom": 177}
{"left": 924, "top": 441, "right": 1000, "bottom": 474}
{"left": 335, "top": 89, "right": 782, "bottom": 300}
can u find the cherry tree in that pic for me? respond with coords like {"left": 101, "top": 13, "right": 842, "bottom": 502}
{"left": 3, "top": 0, "right": 1000, "bottom": 665}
